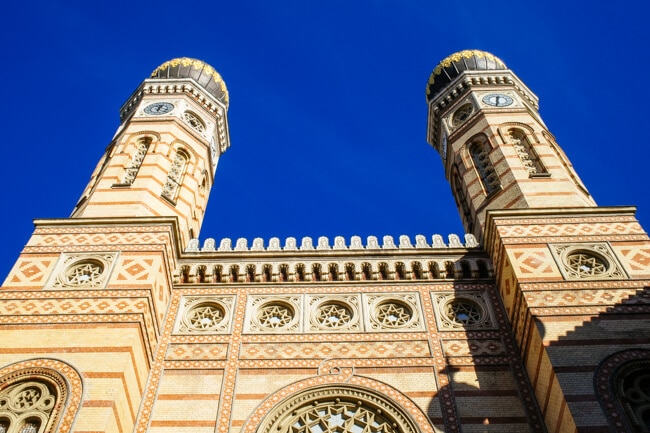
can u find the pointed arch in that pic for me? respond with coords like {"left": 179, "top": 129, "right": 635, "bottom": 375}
{"left": 0, "top": 359, "right": 83, "bottom": 433}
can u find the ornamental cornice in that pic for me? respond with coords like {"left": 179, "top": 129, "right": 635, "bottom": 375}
{"left": 119, "top": 78, "right": 228, "bottom": 121}
{"left": 426, "top": 69, "right": 539, "bottom": 149}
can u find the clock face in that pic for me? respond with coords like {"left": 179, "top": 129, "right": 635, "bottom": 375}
{"left": 482, "top": 94, "right": 513, "bottom": 107}
{"left": 144, "top": 102, "right": 175, "bottom": 115}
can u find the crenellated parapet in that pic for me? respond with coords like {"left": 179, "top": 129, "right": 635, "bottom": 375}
{"left": 185, "top": 233, "right": 479, "bottom": 253}
{"left": 175, "top": 233, "right": 491, "bottom": 285}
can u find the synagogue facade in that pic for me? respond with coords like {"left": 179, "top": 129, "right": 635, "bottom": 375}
{"left": 1, "top": 51, "right": 649, "bottom": 433}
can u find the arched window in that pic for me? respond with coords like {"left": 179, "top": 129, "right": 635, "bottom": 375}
{"left": 361, "top": 263, "right": 372, "bottom": 281}
{"left": 596, "top": 350, "right": 650, "bottom": 433}
{"left": 344, "top": 263, "right": 355, "bottom": 281}
{"left": 161, "top": 149, "right": 189, "bottom": 202}
{"left": 279, "top": 264, "right": 290, "bottom": 282}
{"left": 469, "top": 138, "right": 500, "bottom": 195}
{"left": 451, "top": 166, "right": 473, "bottom": 233}
{"left": 294, "top": 264, "right": 305, "bottom": 282}
{"left": 311, "top": 264, "right": 322, "bottom": 282}
{"left": 121, "top": 137, "right": 151, "bottom": 185}
{"left": 254, "top": 385, "right": 422, "bottom": 433}
{"left": 246, "top": 265, "right": 256, "bottom": 283}
{"left": 0, "top": 381, "right": 56, "bottom": 433}
{"left": 509, "top": 129, "right": 546, "bottom": 176}
{"left": 328, "top": 264, "right": 339, "bottom": 282}
{"left": 460, "top": 261, "right": 472, "bottom": 278}
{"left": 411, "top": 262, "right": 423, "bottom": 280}
{"left": 395, "top": 262, "right": 406, "bottom": 280}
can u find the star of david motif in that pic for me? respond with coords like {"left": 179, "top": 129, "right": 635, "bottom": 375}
{"left": 375, "top": 302, "right": 412, "bottom": 328}
{"left": 315, "top": 303, "right": 351, "bottom": 328}
{"left": 188, "top": 304, "right": 224, "bottom": 330}
{"left": 259, "top": 303, "right": 294, "bottom": 329}
{"left": 445, "top": 300, "right": 483, "bottom": 326}
{"left": 566, "top": 252, "right": 607, "bottom": 277}
{"left": 64, "top": 261, "right": 104, "bottom": 286}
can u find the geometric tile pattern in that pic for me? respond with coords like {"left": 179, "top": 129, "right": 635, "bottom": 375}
{"left": 166, "top": 343, "right": 229, "bottom": 360}
{"left": 4, "top": 258, "right": 55, "bottom": 287}
{"left": 29, "top": 227, "right": 173, "bottom": 247}
{"left": 510, "top": 249, "right": 556, "bottom": 276}
{"left": 496, "top": 219, "right": 643, "bottom": 239}
{"left": 239, "top": 340, "right": 431, "bottom": 360}
{"left": 523, "top": 288, "right": 640, "bottom": 308}
{"left": 441, "top": 338, "right": 506, "bottom": 356}
{"left": 614, "top": 245, "right": 650, "bottom": 276}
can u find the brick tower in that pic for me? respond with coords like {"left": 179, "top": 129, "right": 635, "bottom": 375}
{"left": 426, "top": 50, "right": 650, "bottom": 432}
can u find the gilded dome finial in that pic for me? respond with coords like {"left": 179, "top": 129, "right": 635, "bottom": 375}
{"left": 426, "top": 50, "right": 507, "bottom": 101}
{"left": 151, "top": 57, "right": 229, "bottom": 107}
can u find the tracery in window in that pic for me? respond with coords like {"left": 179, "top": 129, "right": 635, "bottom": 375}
{"left": 186, "top": 302, "right": 225, "bottom": 331}
{"left": 0, "top": 381, "right": 55, "bottom": 433}
{"left": 121, "top": 138, "right": 151, "bottom": 185}
{"left": 374, "top": 300, "right": 413, "bottom": 328}
{"left": 161, "top": 149, "right": 189, "bottom": 202}
{"left": 63, "top": 260, "right": 104, "bottom": 287}
{"left": 182, "top": 111, "right": 205, "bottom": 133}
{"left": 315, "top": 302, "right": 352, "bottom": 329}
{"left": 509, "top": 130, "right": 545, "bottom": 175}
{"left": 451, "top": 103, "right": 474, "bottom": 127}
{"left": 255, "top": 385, "right": 422, "bottom": 433}
{"left": 566, "top": 251, "right": 608, "bottom": 277}
{"left": 451, "top": 166, "right": 473, "bottom": 232}
{"left": 469, "top": 138, "right": 500, "bottom": 195}
{"left": 257, "top": 302, "right": 295, "bottom": 330}
{"left": 617, "top": 363, "right": 650, "bottom": 432}
{"left": 443, "top": 298, "right": 484, "bottom": 327}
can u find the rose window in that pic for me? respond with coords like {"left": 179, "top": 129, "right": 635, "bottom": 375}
{"left": 566, "top": 252, "right": 607, "bottom": 277}
{"left": 187, "top": 302, "right": 225, "bottom": 331}
{"left": 289, "top": 401, "right": 397, "bottom": 433}
{"left": 64, "top": 260, "right": 104, "bottom": 287}
{"left": 258, "top": 303, "right": 294, "bottom": 329}
{"left": 315, "top": 302, "right": 352, "bottom": 328}
{"left": 375, "top": 301, "right": 412, "bottom": 328}
{"left": 444, "top": 299, "right": 483, "bottom": 327}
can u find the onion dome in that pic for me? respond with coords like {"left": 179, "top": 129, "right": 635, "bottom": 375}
{"left": 426, "top": 50, "right": 507, "bottom": 101}
{"left": 151, "top": 57, "right": 229, "bottom": 107}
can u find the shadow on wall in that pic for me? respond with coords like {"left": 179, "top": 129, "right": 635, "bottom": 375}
{"left": 536, "top": 286, "right": 650, "bottom": 432}
{"left": 425, "top": 272, "right": 546, "bottom": 433}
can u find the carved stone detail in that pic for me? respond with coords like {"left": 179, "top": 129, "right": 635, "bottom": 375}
{"left": 365, "top": 293, "right": 424, "bottom": 332}
{"left": 307, "top": 295, "right": 361, "bottom": 332}
{"left": 48, "top": 252, "right": 117, "bottom": 289}
{"left": 245, "top": 295, "right": 301, "bottom": 333}
{"left": 174, "top": 295, "right": 235, "bottom": 334}
{"left": 550, "top": 243, "right": 627, "bottom": 280}
{"left": 433, "top": 292, "right": 495, "bottom": 330}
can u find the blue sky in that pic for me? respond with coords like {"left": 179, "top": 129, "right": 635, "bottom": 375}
{"left": 1, "top": 1, "right": 649, "bottom": 279}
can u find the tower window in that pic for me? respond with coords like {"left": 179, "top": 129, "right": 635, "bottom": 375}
{"left": 121, "top": 138, "right": 151, "bottom": 185}
{"left": 182, "top": 111, "right": 205, "bottom": 133}
{"left": 509, "top": 130, "right": 546, "bottom": 176}
{"left": 0, "top": 381, "right": 57, "bottom": 433}
{"left": 469, "top": 138, "right": 500, "bottom": 195}
{"left": 161, "top": 150, "right": 189, "bottom": 203}
{"left": 451, "top": 103, "right": 474, "bottom": 127}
